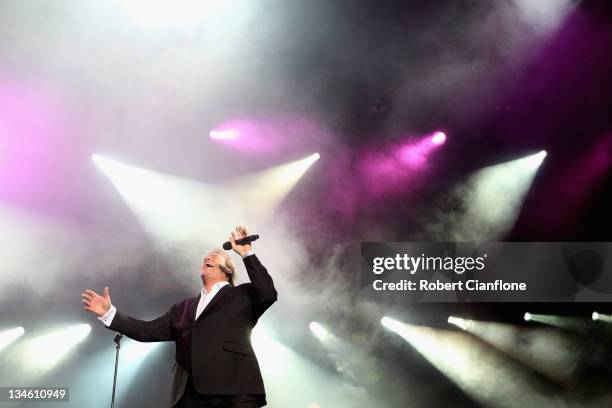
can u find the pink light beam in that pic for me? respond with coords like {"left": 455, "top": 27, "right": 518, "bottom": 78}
{"left": 209, "top": 129, "right": 239, "bottom": 140}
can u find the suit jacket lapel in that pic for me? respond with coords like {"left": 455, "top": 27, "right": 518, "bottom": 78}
{"left": 196, "top": 285, "right": 230, "bottom": 322}
{"left": 190, "top": 294, "right": 201, "bottom": 323}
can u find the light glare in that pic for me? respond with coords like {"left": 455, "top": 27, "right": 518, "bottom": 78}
{"left": 24, "top": 324, "right": 91, "bottom": 370}
{"left": 450, "top": 150, "right": 548, "bottom": 241}
{"left": 523, "top": 313, "right": 591, "bottom": 331}
{"left": 210, "top": 129, "right": 239, "bottom": 140}
{"left": 448, "top": 316, "right": 472, "bottom": 331}
{"left": 381, "top": 317, "right": 554, "bottom": 407}
{"left": 226, "top": 152, "right": 320, "bottom": 219}
{"left": 453, "top": 318, "right": 582, "bottom": 384}
{"left": 0, "top": 327, "right": 25, "bottom": 351}
{"left": 432, "top": 131, "right": 447, "bottom": 145}
{"left": 92, "top": 154, "right": 232, "bottom": 245}
{"left": 309, "top": 322, "right": 328, "bottom": 340}
{"left": 591, "top": 312, "right": 612, "bottom": 323}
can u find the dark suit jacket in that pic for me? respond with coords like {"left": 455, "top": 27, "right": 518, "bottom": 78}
{"left": 107, "top": 254, "right": 277, "bottom": 405}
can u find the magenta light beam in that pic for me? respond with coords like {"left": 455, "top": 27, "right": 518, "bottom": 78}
{"left": 399, "top": 130, "right": 448, "bottom": 168}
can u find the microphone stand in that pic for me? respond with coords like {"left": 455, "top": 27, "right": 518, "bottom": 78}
{"left": 111, "top": 332, "right": 123, "bottom": 408}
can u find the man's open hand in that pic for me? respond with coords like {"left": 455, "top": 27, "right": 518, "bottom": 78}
{"left": 82, "top": 287, "right": 111, "bottom": 317}
{"left": 229, "top": 225, "right": 252, "bottom": 257}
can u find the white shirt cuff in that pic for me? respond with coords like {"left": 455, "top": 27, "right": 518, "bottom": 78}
{"left": 98, "top": 305, "right": 117, "bottom": 327}
{"left": 242, "top": 250, "right": 255, "bottom": 258}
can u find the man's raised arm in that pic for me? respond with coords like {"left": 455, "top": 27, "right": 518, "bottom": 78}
{"left": 82, "top": 287, "right": 173, "bottom": 342}
{"left": 229, "top": 226, "right": 278, "bottom": 316}
{"left": 243, "top": 254, "right": 278, "bottom": 310}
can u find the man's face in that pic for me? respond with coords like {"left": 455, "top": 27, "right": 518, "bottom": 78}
{"left": 201, "top": 252, "right": 225, "bottom": 282}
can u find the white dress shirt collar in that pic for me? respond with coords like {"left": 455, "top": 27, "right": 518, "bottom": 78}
{"left": 202, "top": 280, "right": 230, "bottom": 297}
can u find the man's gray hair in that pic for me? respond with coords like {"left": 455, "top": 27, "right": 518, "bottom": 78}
{"left": 211, "top": 248, "right": 237, "bottom": 286}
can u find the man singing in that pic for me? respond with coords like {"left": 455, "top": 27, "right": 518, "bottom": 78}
{"left": 82, "top": 226, "right": 277, "bottom": 408}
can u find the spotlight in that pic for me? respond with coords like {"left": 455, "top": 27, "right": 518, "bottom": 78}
{"left": 92, "top": 152, "right": 319, "bottom": 244}
{"left": 209, "top": 129, "right": 239, "bottom": 140}
{"left": 448, "top": 316, "right": 471, "bottom": 331}
{"left": 122, "top": 339, "right": 162, "bottom": 365}
{"left": 227, "top": 152, "right": 320, "bottom": 218}
{"left": 513, "top": 0, "right": 577, "bottom": 35}
{"left": 24, "top": 324, "right": 91, "bottom": 369}
{"left": 452, "top": 149, "right": 548, "bottom": 240}
{"left": 431, "top": 131, "right": 447, "bottom": 145}
{"left": 521, "top": 150, "right": 547, "bottom": 170}
{"left": 398, "top": 132, "right": 447, "bottom": 168}
{"left": 251, "top": 325, "right": 335, "bottom": 396}
{"left": 446, "top": 317, "right": 583, "bottom": 385}
{"left": 381, "top": 316, "right": 407, "bottom": 334}
{"left": 0, "top": 327, "right": 25, "bottom": 352}
{"left": 522, "top": 313, "right": 592, "bottom": 331}
{"left": 207, "top": 118, "right": 329, "bottom": 154}
{"left": 309, "top": 322, "right": 328, "bottom": 340}
{"left": 591, "top": 312, "right": 612, "bottom": 324}
{"left": 382, "top": 315, "right": 557, "bottom": 406}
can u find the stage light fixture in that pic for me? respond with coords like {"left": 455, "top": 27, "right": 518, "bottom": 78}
{"left": 524, "top": 312, "right": 532, "bottom": 322}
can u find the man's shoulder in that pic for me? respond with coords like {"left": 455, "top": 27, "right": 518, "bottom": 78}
{"left": 170, "top": 295, "right": 199, "bottom": 311}
{"left": 218, "top": 283, "right": 253, "bottom": 297}
{"left": 234, "top": 282, "right": 258, "bottom": 297}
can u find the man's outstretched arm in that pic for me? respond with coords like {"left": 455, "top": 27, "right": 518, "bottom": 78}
{"left": 82, "top": 287, "right": 173, "bottom": 342}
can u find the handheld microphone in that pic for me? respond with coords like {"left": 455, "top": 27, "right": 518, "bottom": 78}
{"left": 223, "top": 234, "right": 259, "bottom": 250}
